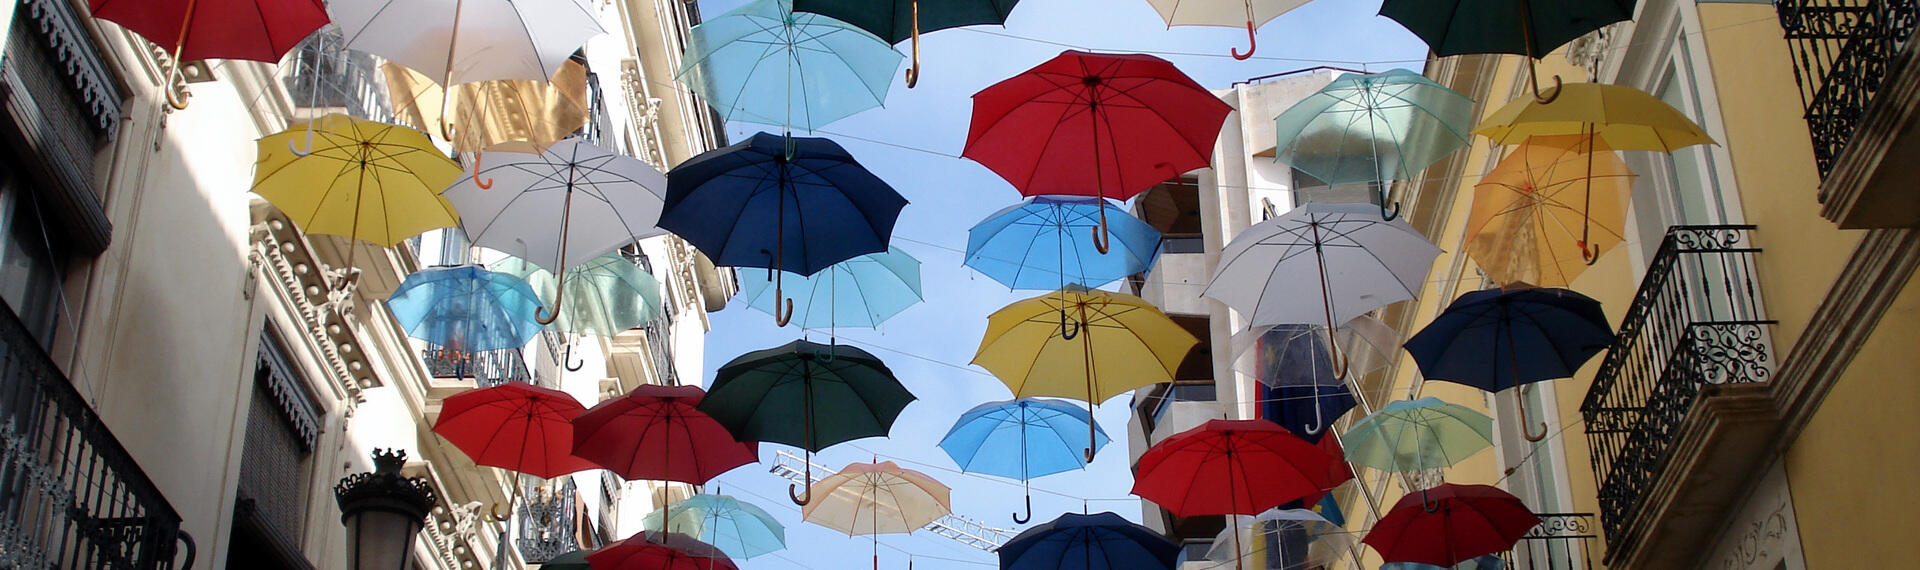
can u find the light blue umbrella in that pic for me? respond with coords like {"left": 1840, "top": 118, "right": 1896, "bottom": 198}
{"left": 676, "top": 0, "right": 903, "bottom": 130}
{"left": 642, "top": 494, "right": 786, "bottom": 560}
{"left": 735, "top": 247, "right": 922, "bottom": 329}
{"left": 965, "top": 196, "right": 1162, "bottom": 290}
{"left": 1272, "top": 68, "right": 1473, "bottom": 218}
{"left": 938, "top": 398, "right": 1108, "bottom": 523}
{"left": 387, "top": 265, "right": 542, "bottom": 353}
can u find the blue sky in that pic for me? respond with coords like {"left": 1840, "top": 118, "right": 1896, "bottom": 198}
{"left": 689, "top": 0, "right": 1426, "bottom": 567}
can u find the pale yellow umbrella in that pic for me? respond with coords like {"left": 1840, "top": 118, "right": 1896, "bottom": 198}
{"left": 382, "top": 58, "right": 590, "bottom": 154}
{"left": 1467, "top": 134, "right": 1635, "bottom": 287}
{"left": 802, "top": 461, "right": 951, "bottom": 568}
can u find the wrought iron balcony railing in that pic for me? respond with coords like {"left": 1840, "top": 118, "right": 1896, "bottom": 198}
{"left": 422, "top": 346, "right": 532, "bottom": 387}
{"left": 1580, "top": 226, "right": 1774, "bottom": 545}
{"left": 1779, "top": 0, "right": 1919, "bottom": 178}
{"left": 1504, "top": 513, "right": 1599, "bottom": 570}
{"left": 0, "top": 300, "right": 188, "bottom": 569}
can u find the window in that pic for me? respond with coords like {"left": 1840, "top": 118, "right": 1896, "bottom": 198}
{"left": 1137, "top": 176, "right": 1205, "bottom": 253}
{"left": 0, "top": 167, "right": 70, "bottom": 347}
{"left": 1629, "top": 40, "right": 1735, "bottom": 262}
{"left": 230, "top": 329, "right": 322, "bottom": 569}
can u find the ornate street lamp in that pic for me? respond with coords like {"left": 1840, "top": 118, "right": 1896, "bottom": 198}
{"left": 335, "top": 449, "right": 438, "bottom": 570}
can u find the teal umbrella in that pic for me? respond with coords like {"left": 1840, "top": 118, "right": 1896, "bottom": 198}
{"left": 387, "top": 265, "right": 543, "bottom": 353}
{"left": 643, "top": 494, "right": 787, "bottom": 559}
{"left": 736, "top": 247, "right": 922, "bottom": 329}
{"left": 1341, "top": 397, "right": 1494, "bottom": 473}
{"left": 676, "top": 0, "right": 903, "bottom": 130}
{"left": 1272, "top": 69, "right": 1472, "bottom": 218}
{"left": 489, "top": 252, "right": 665, "bottom": 338}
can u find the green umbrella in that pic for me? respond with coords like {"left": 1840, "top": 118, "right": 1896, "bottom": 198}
{"left": 696, "top": 339, "right": 916, "bottom": 505}
{"left": 1379, "top": 0, "right": 1636, "bottom": 103}
{"left": 536, "top": 549, "right": 590, "bottom": 570}
{"left": 1271, "top": 68, "right": 1473, "bottom": 218}
{"left": 1341, "top": 397, "right": 1494, "bottom": 473}
{"left": 643, "top": 494, "right": 787, "bottom": 559}
{"left": 790, "top": 0, "right": 1020, "bottom": 87}
{"left": 490, "top": 252, "right": 665, "bottom": 339}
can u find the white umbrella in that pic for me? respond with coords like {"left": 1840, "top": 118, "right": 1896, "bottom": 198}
{"left": 1204, "top": 508, "right": 1352, "bottom": 569}
{"left": 443, "top": 138, "right": 668, "bottom": 322}
{"left": 1229, "top": 315, "right": 1399, "bottom": 389}
{"left": 1143, "top": 0, "right": 1311, "bottom": 59}
{"left": 330, "top": 0, "right": 604, "bottom": 86}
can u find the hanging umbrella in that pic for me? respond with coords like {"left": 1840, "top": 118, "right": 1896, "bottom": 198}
{"left": 697, "top": 340, "right": 916, "bottom": 504}
{"left": 1271, "top": 69, "right": 1474, "bottom": 218}
{"left": 965, "top": 196, "right": 1163, "bottom": 290}
{"left": 677, "top": 0, "right": 902, "bottom": 130}
{"left": 571, "top": 385, "right": 760, "bottom": 484}
{"left": 937, "top": 398, "right": 1109, "bottom": 523}
{"left": 433, "top": 382, "right": 597, "bottom": 481}
{"left": 972, "top": 287, "right": 1198, "bottom": 460}
{"left": 381, "top": 57, "right": 590, "bottom": 154}
{"left": 329, "top": 0, "right": 603, "bottom": 86}
{"left": 1363, "top": 484, "right": 1541, "bottom": 567}
{"left": 802, "top": 461, "right": 951, "bottom": 569}
{"left": 1143, "top": 0, "right": 1309, "bottom": 59}
{"left": 253, "top": 113, "right": 463, "bottom": 284}
{"left": 1132, "top": 420, "right": 1343, "bottom": 570}
{"left": 442, "top": 138, "right": 670, "bottom": 324}
{"left": 490, "top": 253, "right": 665, "bottom": 342}
{"left": 997, "top": 512, "right": 1181, "bottom": 570}
{"left": 963, "top": 51, "right": 1231, "bottom": 251}
{"left": 660, "top": 132, "right": 908, "bottom": 326}
{"left": 736, "top": 248, "right": 923, "bottom": 330}
{"left": 90, "top": 0, "right": 329, "bottom": 108}
{"left": 1204, "top": 202, "right": 1439, "bottom": 377}
{"left": 1228, "top": 316, "right": 1399, "bottom": 389}
{"left": 1467, "top": 135, "right": 1634, "bottom": 285}
{"left": 1203, "top": 508, "right": 1349, "bottom": 569}
{"left": 387, "top": 265, "right": 543, "bottom": 354}
{"left": 1260, "top": 384, "right": 1357, "bottom": 443}
{"left": 791, "top": 0, "right": 1020, "bottom": 87}
{"left": 587, "top": 531, "right": 740, "bottom": 570}
{"left": 1341, "top": 398, "right": 1494, "bottom": 473}
{"left": 1403, "top": 287, "right": 1613, "bottom": 440}
{"left": 643, "top": 494, "right": 787, "bottom": 560}
{"left": 537, "top": 549, "right": 592, "bottom": 570}
{"left": 1379, "top": 0, "right": 1636, "bottom": 102}
{"left": 1380, "top": 556, "right": 1508, "bottom": 570}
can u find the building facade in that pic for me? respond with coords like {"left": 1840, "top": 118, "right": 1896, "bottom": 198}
{"left": 0, "top": 0, "right": 731, "bottom": 568}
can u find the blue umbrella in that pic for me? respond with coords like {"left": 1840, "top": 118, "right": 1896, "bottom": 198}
{"left": 736, "top": 247, "right": 922, "bottom": 329}
{"left": 939, "top": 398, "right": 1108, "bottom": 523}
{"left": 643, "top": 494, "right": 786, "bottom": 559}
{"left": 1403, "top": 287, "right": 1613, "bottom": 441}
{"left": 997, "top": 512, "right": 1180, "bottom": 570}
{"left": 659, "top": 132, "right": 908, "bottom": 326}
{"left": 387, "top": 265, "right": 542, "bottom": 354}
{"left": 1261, "top": 384, "right": 1357, "bottom": 444}
{"left": 676, "top": 0, "right": 902, "bottom": 130}
{"left": 965, "top": 196, "right": 1162, "bottom": 290}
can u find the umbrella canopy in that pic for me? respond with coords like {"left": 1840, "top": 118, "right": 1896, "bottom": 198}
{"left": 1204, "top": 202, "right": 1440, "bottom": 332}
{"left": 1143, "top": 0, "right": 1311, "bottom": 58}
{"left": 802, "top": 461, "right": 952, "bottom": 535}
{"left": 1131, "top": 420, "right": 1343, "bottom": 518}
{"left": 329, "top": 0, "right": 604, "bottom": 85}
{"left": 1379, "top": 0, "right": 1635, "bottom": 102}
{"left": 1380, "top": 556, "right": 1508, "bottom": 570}
{"left": 1473, "top": 83, "right": 1715, "bottom": 152}
{"left": 445, "top": 138, "right": 670, "bottom": 274}
{"left": 432, "top": 382, "right": 597, "bottom": 478}
{"left": 382, "top": 58, "right": 590, "bottom": 154}
{"left": 538, "top": 549, "right": 591, "bottom": 570}
{"left": 1363, "top": 484, "right": 1541, "bottom": 567}
{"left": 1467, "top": 134, "right": 1635, "bottom": 286}
{"left": 387, "top": 265, "right": 543, "bottom": 353}
{"left": 89, "top": 0, "right": 328, "bottom": 63}
{"left": 1342, "top": 398, "right": 1494, "bottom": 473}
{"left": 490, "top": 253, "right": 665, "bottom": 338}
{"left": 571, "top": 385, "right": 759, "bottom": 484}
{"left": 1228, "top": 316, "right": 1398, "bottom": 388}
{"left": 252, "top": 114, "right": 462, "bottom": 248}
{"left": 1271, "top": 69, "right": 1473, "bottom": 214}
{"left": 973, "top": 288, "right": 1198, "bottom": 403}
{"left": 790, "top": 0, "right": 1020, "bottom": 86}
{"left": 1260, "top": 384, "right": 1358, "bottom": 443}
{"left": 965, "top": 196, "right": 1163, "bottom": 290}
{"left": 736, "top": 248, "right": 923, "bottom": 329}
{"left": 643, "top": 494, "right": 787, "bottom": 560}
{"left": 1203, "top": 509, "right": 1349, "bottom": 568}
{"left": 587, "top": 532, "right": 739, "bottom": 570}
{"left": 997, "top": 512, "right": 1180, "bottom": 570}
{"left": 677, "top": 0, "right": 902, "bottom": 130}
{"left": 1404, "top": 288, "right": 1614, "bottom": 392}
{"left": 939, "top": 398, "right": 1108, "bottom": 522}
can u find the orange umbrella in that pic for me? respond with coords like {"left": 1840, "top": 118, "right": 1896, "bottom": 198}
{"left": 1466, "top": 134, "right": 1634, "bottom": 287}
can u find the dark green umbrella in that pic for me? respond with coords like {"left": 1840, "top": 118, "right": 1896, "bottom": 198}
{"left": 791, "top": 0, "right": 1021, "bottom": 87}
{"left": 696, "top": 339, "right": 916, "bottom": 505}
{"left": 537, "top": 549, "right": 590, "bottom": 570}
{"left": 1379, "top": 0, "right": 1635, "bottom": 102}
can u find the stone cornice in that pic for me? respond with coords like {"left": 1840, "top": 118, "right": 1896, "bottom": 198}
{"left": 249, "top": 203, "right": 379, "bottom": 405}
{"left": 1770, "top": 228, "right": 1920, "bottom": 446}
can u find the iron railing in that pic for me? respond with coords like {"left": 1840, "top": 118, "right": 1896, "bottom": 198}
{"left": 1580, "top": 226, "right": 1773, "bottom": 545}
{"left": 1505, "top": 513, "right": 1599, "bottom": 570}
{"left": 279, "top": 27, "right": 393, "bottom": 123}
{"left": 422, "top": 346, "right": 532, "bottom": 387}
{"left": 1779, "top": 0, "right": 1919, "bottom": 179}
{"left": 517, "top": 478, "right": 579, "bottom": 563}
{"left": 0, "top": 301, "right": 186, "bottom": 569}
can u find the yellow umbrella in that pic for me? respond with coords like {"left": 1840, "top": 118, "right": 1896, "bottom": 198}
{"left": 1467, "top": 134, "right": 1635, "bottom": 287}
{"left": 802, "top": 460, "right": 951, "bottom": 567}
{"left": 1473, "top": 83, "right": 1715, "bottom": 151}
{"left": 253, "top": 114, "right": 461, "bottom": 282}
{"left": 972, "top": 287, "right": 1199, "bottom": 459}
{"left": 382, "top": 59, "right": 591, "bottom": 154}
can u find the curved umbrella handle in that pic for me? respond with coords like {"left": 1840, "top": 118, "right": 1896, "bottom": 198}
{"left": 1059, "top": 310, "right": 1080, "bottom": 340}
{"left": 288, "top": 121, "right": 318, "bottom": 157}
{"left": 564, "top": 344, "right": 584, "bottom": 372}
{"left": 1529, "top": 62, "right": 1564, "bottom": 104}
{"left": 1421, "top": 486, "right": 1440, "bottom": 513}
{"left": 472, "top": 150, "right": 494, "bottom": 189}
{"left": 1302, "top": 395, "right": 1327, "bottom": 435}
{"left": 489, "top": 501, "right": 511, "bottom": 522}
{"left": 1012, "top": 494, "right": 1032, "bottom": 524}
{"left": 904, "top": 0, "right": 922, "bottom": 88}
{"left": 1230, "top": 20, "right": 1256, "bottom": 60}
{"left": 1520, "top": 389, "right": 1549, "bottom": 442}
{"left": 773, "top": 274, "right": 795, "bottom": 327}
{"left": 1580, "top": 239, "right": 1599, "bottom": 266}
{"left": 1088, "top": 223, "right": 1111, "bottom": 255}
{"left": 535, "top": 280, "right": 565, "bottom": 325}
{"left": 789, "top": 458, "right": 813, "bottom": 505}
{"left": 164, "top": 17, "right": 194, "bottom": 111}
{"left": 1375, "top": 184, "right": 1401, "bottom": 221}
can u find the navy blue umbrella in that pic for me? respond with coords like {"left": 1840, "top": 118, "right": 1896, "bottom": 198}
{"left": 660, "top": 132, "right": 908, "bottom": 325}
{"left": 1402, "top": 287, "right": 1613, "bottom": 440}
{"left": 997, "top": 512, "right": 1179, "bottom": 570}
{"left": 1261, "top": 384, "right": 1358, "bottom": 444}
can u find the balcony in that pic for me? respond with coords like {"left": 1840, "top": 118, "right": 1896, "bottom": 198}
{"left": 1580, "top": 226, "right": 1779, "bottom": 567}
{"left": 1779, "top": 0, "right": 1920, "bottom": 227}
{"left": 0, "top": 301, "right": 187, "bottom": 568}
{"left": 422, "top": 346, "right": 532, "bottom": 387}
{"left": 1504, "top": 513, "right": 1599, "bottom": 570}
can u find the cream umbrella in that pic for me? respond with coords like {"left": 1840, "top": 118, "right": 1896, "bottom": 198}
{"left": 329, "top": 0, "right": 604, "bottom": 86}
{"left": 802, "top": 461, "right": 952, "bottom": 568}
{"left": 1143, "top": 0, "right": 1311, "bottom": 58}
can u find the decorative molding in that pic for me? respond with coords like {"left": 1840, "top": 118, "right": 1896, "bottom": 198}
{"left": 255, "top": 330, "right": 323, "bottom": 449}
{"left": 1772, "top": 228, "right": 1920, "bottom": 446}
{"left": 620, "top": 58, "right": 667, "bottom": 168}
{"left": 1564, "top": 23, "right": 1628, "bottom": 79}
{"left": 17, "top": 0, "right": 123, "bottom": 134}
{"left": 248, "top": 206, "right": 380, "bottom": 405}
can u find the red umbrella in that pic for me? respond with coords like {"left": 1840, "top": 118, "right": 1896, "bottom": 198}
{"left": 433, "top": 382, "right": 597, "bottom": 479}
{"left": 1297, "top": 433, "right": 1356, "bottom": 507}
{"left": 963, "top": 51, "right": 1231, "bottom": 251}
{"left": 587, "top": 532, "right": 738, "bottom": 570}
{"left": 571, "top": 384, "right": 760, "bottom": 484}
{"left": 1131, "top": 420, "right": 1340, "bottom": 517}
{"left": 90, "top": 0, "right": 329, "bottom": 108}
{"left": 1362, "top": 483, "right": 1542, "bottom": 567}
